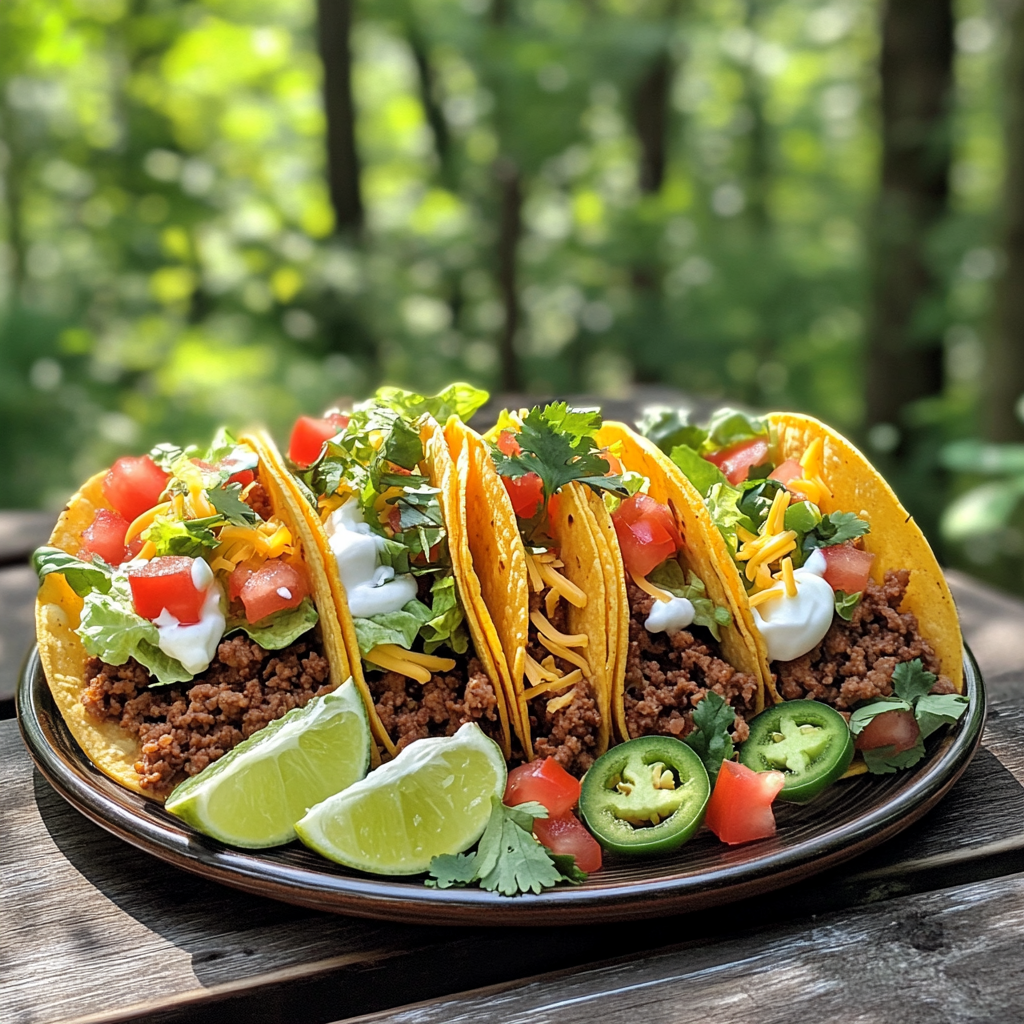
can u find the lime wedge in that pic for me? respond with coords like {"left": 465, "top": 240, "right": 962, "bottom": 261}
{"left": 295, "top": 722, "right": 506, "bottom": 875}
{"left": 165, "top": 680, "right": 371, "bottom": 848}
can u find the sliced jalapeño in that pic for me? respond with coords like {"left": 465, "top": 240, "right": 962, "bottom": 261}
{"left": 579, "top": 736, "right": 710, "bottom": 855}
{"left": 739, "top": 699, "right": 854, "bottom": 803}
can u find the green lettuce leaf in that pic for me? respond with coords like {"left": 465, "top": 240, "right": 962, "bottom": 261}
{"left": 225, "top": 597, "right": 318, "bottom": 650}
{"left": 421, "top": 575, "right": 469, "bottom": 655}
{"left": 705, "top": 481, "right": 748, "bottom": 553}
{"left": 703, "top": 408, "right": 767, "bottom": 449}
{"left": 355, "top": 599, "right": 434, "bottom": 657}
{"left": 645, "top": 559, "right": 732, "bottom": 640}
{"left": 144, "top": 515, "right": 222, "bottom": 557}
{"left": 834, "top": 590, "right": 862, "bottom": 621}
{"left": 374, "top": 383, "right": 490, "bottom": 424}
{"left": 32, "top": 546, "right": 113, "bottom": 597}
{"left": 668, "top": 444, "right": 727, "bottom": 498}
{"left": 636, "top": 407, "right": 708, "bottom": 454}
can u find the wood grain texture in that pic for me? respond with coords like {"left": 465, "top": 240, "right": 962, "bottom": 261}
{"left": 4, "top": 700, "right": 1024, "bottom": 1024}
{"left": 342, "top": 871, "right": 1024, "bottom": 1024}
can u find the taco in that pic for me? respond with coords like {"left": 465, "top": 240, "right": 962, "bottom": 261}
{"left": 447, "top": 403, "right": 632, "bottom": 775}
{"left": 638, "top": 407, "right": 963, "bottom": 712}
{"left": 33, "top": 428, "right": 352, "bottom": 800}
{"left": 278, "top": 385, "right": 516, "bottom": 761}
{"left": 593, "top": 422, "right": 766, "bottom": 746}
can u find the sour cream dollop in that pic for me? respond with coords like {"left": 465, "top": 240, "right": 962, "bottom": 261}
{"left": 645, "top": 596, "right": 695, "bottom": 634}
{"left": 152, "top": 558, "right": 226, "bottom": 675}
{"left": 324, "top": 500, "right": 417, "bottom": 618}
{"left": 751, "top": 548, "right": 834, "bottom": 663}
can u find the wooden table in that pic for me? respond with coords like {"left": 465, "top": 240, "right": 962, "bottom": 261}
{"left": 5, "top": 454, "right": 1024, "bottom": 1022}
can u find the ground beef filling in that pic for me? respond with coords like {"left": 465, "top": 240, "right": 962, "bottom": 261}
{"left": 623, "top": 579, "right": 758, "bottom": 745}
{"left": 82, "top": 634, "right": 332, "bottom": 797}
{"left": 369, "top": 655, "right": 499, "bottom": 752}
{"left": 777, "top": 568, "right": 954, "bottom": 708}
{"left": 243, "top": 478, "right": 273, "bottom": 521}
{"left": 525, "top": 588, "right": 601, "bottom": 776}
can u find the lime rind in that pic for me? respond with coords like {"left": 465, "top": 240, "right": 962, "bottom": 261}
{"left": 295, "top": 722, "right": 507, "bottom": 876}
{"left": 165, "top": 680, "right": 371, "bottom": 848}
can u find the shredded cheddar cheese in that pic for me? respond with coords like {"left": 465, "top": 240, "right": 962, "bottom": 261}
{"left": 537, "top": 561, "right": 587, "bottom": 607}
{"left": 125, "top": 502, "right": 173, "bottom": 543}
{"left": 137, "top": 540, "right": 157, "bottom": 560}
{"left": 544, "top": 587, "right": 561, "bottom": 618}
{"left": 366, "top": 644, "right": 456, "bottom": 683}
{"left": 522, "top": 668, "right": 583, "bottom": 701}
{"left": 748, "top": 586, "right": 783, "bottom": 608}
{"left": 546, "top": 687, "right": 578, "bottom": 714}
{"left": 630, "top": 571, "right": 674, "bottom": 604}
{"left": 537, "top": 634, "right": 592, "bottom": 675}
{"left": 524, "top": 551, "right": 544, "bottom": 593}
{"left": 529, "top": 610, "right": 588, "bottom": 648}
{"left": 780, "top": 557, "right": 797, "bottom": 598}
{"left": 524, "top": 651, "right": 561, "bottom": 687}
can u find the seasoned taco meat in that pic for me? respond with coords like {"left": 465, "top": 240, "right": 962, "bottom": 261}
{"left": 525, "top": 587, "right": 601, "bottom": 775}
{"left": 82, "top": 635, "right": 332, "bottom": 797}
{"left": 623, "top": 578, "right": 758, "bottom": 743}
{"left": 777, "top": 568, "right": 954, "bottom": 707}
{"left": 243, "top": 478, "right": 273, "bottom": 520}
{"left": 369, "top": 655, "right": 499, "bottom": 752}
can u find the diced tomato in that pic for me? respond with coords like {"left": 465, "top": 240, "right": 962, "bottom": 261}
{"left": 822, "top": 543, "right": 875, "bottom": 594}
{"left": 505, "top": 758, "right": 581, "bottom": 818}
{"left": 612, "top": 493, "right": 682, "bottom": 578}
{"left": 238, "top": 559, "right": 308, "bottom": 623}
{"left": 227, "top": 468, "right": 255, "bottom": 487}
{"left": 80, "top": 510, "right": 131, "bottom": 566}
{"left": 704, "top": 760, "right": 785, "bottom": 845}
{"left": 288, "top": 416, "right": 339, "bottom": 468}
{"left": 496, "top": 429, "right": 521, "bottom": 456}
{"left": 125, "top": 536, "right": 144, "bottom": 560}
{"left": 502, "top": 473, "right": 544, "bottom": 520}
{"left": 599, "top": 448, "right": 623, "bottom": 475}
{"left": 769, "top": 459, "right": 803, "bottom": 486}
{"left": 704, "top": 438, "right": 769, "bottom": 485}
{"left": 327, "top": 411, "right": 350, "bottom": 430}
{"left": 102, "top": 456, "right": 170, "bottom": 524}
{"left": 387, "top": 502, "right": 402, "bottom": 534}
{"left": 129, "top": 556, "right": 207, "bottom": 624}
{"left": 532, "top": 812, "right": 603, "bottom": 874}
{"left": 855, "top": 708, "right": 920, "bottom": 754}
{"left": 228, "top": 559, "right": 260, "bottom": 602}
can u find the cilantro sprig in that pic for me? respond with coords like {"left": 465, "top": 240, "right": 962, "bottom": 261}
{"left": 848, "top": 659, "right": 969, "bottom": 774}
{"left": 427, "top": 797, "right": 586, "bottom": 896}
{"left": 491, "top": 403, "right": 631, "bottom": 508}
{"left": 683, "top": 690, "right": 735, "bottom": 782}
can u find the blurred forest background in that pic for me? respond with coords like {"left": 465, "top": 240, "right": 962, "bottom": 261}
{"left": 2, "top": 0, "right": 1024, "bottom": 594}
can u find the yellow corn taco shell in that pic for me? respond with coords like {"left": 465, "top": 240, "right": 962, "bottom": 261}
{"left": 448, "top": 419, "right": 618, "bottom": 762}
{"left": 35, "top": 433, "right": 353, "bottom": 799}
{"left": 595, "top": 422, "right": 769, "bottom": 737}
{"left": 268, "top": 416, "right": 514, "bottom": 761}
{"left": 767, "top": 412, "right": 963, "bottom": 693}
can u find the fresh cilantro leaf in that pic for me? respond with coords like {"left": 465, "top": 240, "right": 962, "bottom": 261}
{"left": 914, "top": 693, "right": 970, "bottom": 740}
{"left": 491, "top": 404, "right": 630, "bottom": 508}
{"left": 684, "top": 690, "right": 735, "bottom": 781}
{"left": 784, "top": 501, "right": 822, "bottom": 537}
{"left": 703, "top": 408, "right": 767, "bottom": 449}
{"left": 374, "top": 383, "right": 489, "bottom": 424}
{"left": 847, "top": 697, "right": 911, "bottom": 736}
{"left": 424, "top": 852, "right": 478, "bottom": 888}
{"left": 892, "top": 659, "right": 937, "bottom": 705}
{"left": 143, "top": 515, "right": 222, "bottom": 557}
{"left": 637, "top": 406, "right": 708, "bottom": 454}
{"left": 207, "top": 483, "right": 260, "bottom": 525}
{"left": 225, "top": 597, "right": 319, "bottom": 650}
{"left": 547, "top": 853, "right": 588, "bottom": 884}
{"left": 380, "top": 418, "right": 424, "bottom": 471}
{"left": 834, "top": 590, "right": 862, "bottom": 621}
{"left": 425, "top": 798, "right": 580, "bottom": 897}
{"left": 645, "top": 560, "right": 732, "bottom": 640}
{"left": 668, "top": 444, "right": 727, "bottom": 498}
{"left": 32, "top": 546, "right": 113, "bottom": 597}
{"left": 861, "top": 735, "right": 926, "bottom": 775}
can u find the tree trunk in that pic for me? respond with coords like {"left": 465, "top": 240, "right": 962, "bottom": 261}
{"left": 0, "top": 98, "right": 26, "bottom": 301}
{"left": 407, "top": 23, "right": 453, "bottom": 187}
{"left": 495, "top": 158, "right": 522, "bottom": 392}
{"left": 633, "top": 51, "right": 671, "bottom": 194}
{"left": 740, "top": 0, "right": 770, "bottom": 231}
{"left": 987, "top": 0, "right": 1024, "bottom": 442}
{"left": 317, "top": 0, "right": 363, "bottom": 233}
{"left": 865, "top": 0, "right": 954, "bottom": 442}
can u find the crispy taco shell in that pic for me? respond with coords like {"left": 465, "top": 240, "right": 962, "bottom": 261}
{"left": 447, "top": 419, "right": 619, "bottom": 761}
{"left": 269, "top": 416, "right": 514, "bottom": 760}
{"left": 35, "top": 432, "right": 354, "bottom": 799}
{"left": 595, "top": 422, "right": 769, "bottom": 735}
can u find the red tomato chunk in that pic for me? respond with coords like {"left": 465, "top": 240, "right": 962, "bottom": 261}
{"left": 704, "top": 438, "right": 769, "bottom": 485}
{"left": 129, "top": 556, "right": 207, "bottom": 624}
{"left": 496, "top": 429, "right": 522, "bottom": 456}
{"left": 769, "top": 459, "right": 803, "bottom": 486}
{"left": 80, "top": 510, "right": 131, "bottom": 566}
{"left": 289, "top": 416, "right": 339, "bottom": 468}
{"left": 704, "top": 760, "right": 785, "bottom": 845}
{"left": 505, "top": 757, "right": 581, "bottom": 818}
{"left": 502, "top": 473, "right": 544, "bottom": 520}
{"left": 822, "top": 543, "right": 875, "bottom": 594}
{"left": 855, "top": 708, "right": 920, "bottom": 755}
{"left": 238, "top": 559, "right": 307, "bottom": 623}
{"left": 102, "top": 456, "right": 170, "bottom": 523}
{"left": 612, "top": 493, "right": 681, "bottom": 578}
{"left": 532, "top": 812, "right": 603, "bottom": 874}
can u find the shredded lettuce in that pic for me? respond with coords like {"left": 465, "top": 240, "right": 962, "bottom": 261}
{"left": 646, "top": 559, "right": 732, "bottom": 640}
{"left": 354, "top": 600, "right": 434, "bottom": 656}
{"left": 143, "top": 515, "right": 221, "bottom": 557}
{"left": 668, "top": 444, "right": 727, "bottom": 497}
{"left": 636, "top": 407, "right": 709, "bottom": 454}
{"left": 703, "top": 408, "right": 767, "bottom": 450}
{"left": 374, "top": 383, "right": 489, "bottom": 425}
{"left": 421, "top": 575, "right": 470, "bottom": 655}
{"left": 32, "top": 546, "right": 113, "bottom": 597}
{"left": 225, "top": 597, "right": 318, "bottom": 650}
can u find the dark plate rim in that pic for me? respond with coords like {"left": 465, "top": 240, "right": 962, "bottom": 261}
{"left": 17, "top": 644, "right": 986, "bottom": 926}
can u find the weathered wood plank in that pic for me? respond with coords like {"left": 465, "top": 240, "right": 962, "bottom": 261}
{"left": 0, "top": 565, "right": 39, "bottom": 704}
{"left": 4, "top": 700, "right": 1024, "bottom": 1024}
{"left": 339, "top": 870, "right": 1024, "bottom": 1024}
